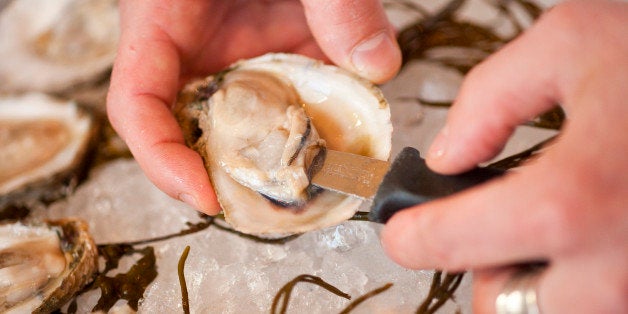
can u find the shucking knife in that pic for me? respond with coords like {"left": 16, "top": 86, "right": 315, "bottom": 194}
{"left": 309, "top": 147, "right": 505, "bottom": 224}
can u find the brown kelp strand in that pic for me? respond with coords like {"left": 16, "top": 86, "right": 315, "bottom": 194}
{"left": 383, "top": 0, "right": 430, "bottom": 17}
{"left": 494, "top": 0, "right": 543, "bottom": 33}
{"left": 63, "top": 213, "right": 298, "bottom": 312}
{"left": 416, "top": 271, "right": 464, "bottom": 314}
{"left": 92, "top": 214, "right": 214, "bottom": 249}
{"left": 350, "top": 211, "right": 371, "bottom": 221}
{"left": 527, "top": 107, "right": 565, "bottom": 130}
{"left": 178, "top": 246, "right": 191, "bottom": 314}
{"left": 94, "top": 245, "right": 157, "bottom": 312}
{"left": 271, "top": 274, "right": 351, "bottom": 314}
{"left": 488, "top": 136, "right": 556, "bottom": 171}
{"left": 397, "top": 0, "right": 544, "bottom": 69}
{"left": 394, "top": 0, "right": 563, "bottom": 134}
{"left": 339, "top": 283, "right": 394, "bottom": 314}
{"left": 95, "top": 212, "right": 299, "bottom": 248}
{"left": 0, "top": 204, "right": 30, "bottom": 221}
{"left": 397, "top": 96, "right": 564, "bottom": 130}
{"left": 399, "top": 97, "right": 454, "bottom": 108}
{"left": 395, "top": 0, "right": 547, "bottom": 76}
{"left": 211, "top": 217, "right": 301, "bottom": 245}
{"left": 397, "top": 0, "right": 505, "bottom": 70}
{"left": 65, "top": 245, "right": 158, "bottom": 313}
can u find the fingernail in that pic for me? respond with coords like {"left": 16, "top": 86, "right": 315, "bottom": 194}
{"left": 179, "top": 193, "right": 199, "bottom": 209}
{"left": 351, "top": 31, "right": 400, "bottom": 83}
{"left": 428, "top": 126, "right": 449, "bottom": 159}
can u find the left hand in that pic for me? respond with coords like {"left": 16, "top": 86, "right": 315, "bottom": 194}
{"left": 106, "top": 0, "right": 401, "bottom": 215}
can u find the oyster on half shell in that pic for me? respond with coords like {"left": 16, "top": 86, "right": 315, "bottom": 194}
{"left": 175, "top": 53, "right": 392, "bottom": 235}
{"left": 0, "top": 0, "right": 119, "bottom": 94}
{"left": 0, "top": 218, "right": 98, "bottom": 313}
{"left": 0, "top": 93, "right": 97, "bottom": 216}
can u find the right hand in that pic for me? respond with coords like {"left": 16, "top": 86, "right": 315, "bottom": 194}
{"left": 381, "top": 1, "right": 628, "bottom": 312}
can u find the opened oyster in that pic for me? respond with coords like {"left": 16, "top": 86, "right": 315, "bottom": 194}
{"left": 0, "top": 218, "right": 98, "bottom": 313}
{"left": 175, "top": 53, "right": 392, "bottom": 235}
{"left": 0, "top": 0, "right": 119, "bottom": 94}
{"left": 0, "top": 93, "right": 97, "bottom": 216}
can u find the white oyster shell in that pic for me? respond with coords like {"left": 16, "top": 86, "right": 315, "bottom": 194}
{"left": 0, "top": 93, "right": 97, "bottom": 213}
{"left": 176, "top": 53, "right": 392, "bottom": 235}
{"left": 0, "top": 0, "right": 119, "bottom": 93}
{"left": 0, "top": 219, "right": 98, "bottom": 313}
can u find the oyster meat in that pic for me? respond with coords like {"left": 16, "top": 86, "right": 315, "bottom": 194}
{"left": 0, "top": 93, "right": 97, "bottom": 216}
{"left": 0, "top": 0, "right": 119, "bottom": 93}
{"left": 175, "top": 53, "right": 392, "bottom": 235}
{"left": 0, "top": 218, "right": 98, "bottom": 313}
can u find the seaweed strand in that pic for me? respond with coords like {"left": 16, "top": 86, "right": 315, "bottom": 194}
{"left": 416, "top": 271, "right": 464, "bottom": 314}
{"left": 271, "top": 274, "right": 351, "bottom": 314}
{"left": 350, "top": 211, "right": 371, "bottom": 221}
{"left": 178, "top": 246, "right": 191, "bottom": 314}
{"left": 339, "top": 283, "right": 393, "bottom": 314}
{"left": 91, "top": 246, "right": 158, "bottom": 312}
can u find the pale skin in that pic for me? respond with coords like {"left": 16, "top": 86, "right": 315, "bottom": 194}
{"left": 107, "top": 0, "right": 401, "bottom": 215}
{"left": 107, "top": 0, "right": 627, "bottom": 313}
{"left": 382, "top": 1, "right": 628, "bottom": 313}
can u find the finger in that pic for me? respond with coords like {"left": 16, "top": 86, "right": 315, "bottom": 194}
{"left": 474, "top": 256, "right": 628, "bottom": 314}
{"left": 107, "top": 1, "right": 220, "bottom": 215}
{"left": 473, "top": 267, "right": 520, "bottom": 314}
{"left": 380, "top": 157, "right": 569, "bottom": 271}
{"left": 425, "top": 8, "right": 579, "bottom": 174}
{"left": 300, "top": 0, "right": 401, "bottom": 83}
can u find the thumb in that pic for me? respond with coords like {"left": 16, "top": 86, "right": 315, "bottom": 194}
{"left": 300, "top": 0, "right": 401, "bottom": 84}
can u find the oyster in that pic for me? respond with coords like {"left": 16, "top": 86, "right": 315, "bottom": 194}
{"left": 0, "top": 0, "right": 119, "bottom": 94}
{"left": 0, "top": 218, "right": 98, "bottom": 313}
{"left": 175, "top": 53, "right": 392, "bottom": 235}
{"left": 0, "top": 93, "right": 98, "bottom": 217}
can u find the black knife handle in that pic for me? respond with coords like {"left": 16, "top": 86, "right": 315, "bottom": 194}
{"left": 369, "top": 147, "right": 505, "bottom": 223}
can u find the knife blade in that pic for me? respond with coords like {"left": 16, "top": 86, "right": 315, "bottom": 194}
{"left": 310, "top": 147, "right": 505, "bottom": 223}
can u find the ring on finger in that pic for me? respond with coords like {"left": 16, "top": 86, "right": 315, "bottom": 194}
{"left": 495, "top": 265, "right": 545, "bottom": 314}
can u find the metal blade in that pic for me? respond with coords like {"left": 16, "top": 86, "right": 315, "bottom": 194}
{"left": 310, "top": 149, "right": 390, "bottom": 199}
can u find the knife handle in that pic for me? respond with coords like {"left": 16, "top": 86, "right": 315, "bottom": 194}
{"left": 369, "top": 147, "right": 505, "bottom": 223}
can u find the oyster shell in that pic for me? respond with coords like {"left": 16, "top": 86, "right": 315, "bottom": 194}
{"left": 175, "top": 53, "right": 392, "bottom": 235}
{"left": 0, "top": 93, "right": 98, "bottom": 217}
{"left": 0, "top": 0, "right": 119, "bottom": 94}
{"left": 0, "top": 218, "right": 98, "bottom": 313}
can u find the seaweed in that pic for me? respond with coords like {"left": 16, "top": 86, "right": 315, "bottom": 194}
{"left": 92, "top": 245, "right": 158, "bottom": 312}
{"left": 66, "top": 245, "right": 158, "bottom": 313}
{"left": 396, "top": 96, "right": 564, "bottom": 130}
{"left": 339, "top": 283, "right": 394, "bottom": 313}
{"left": 62, "top": 212, "right": 300, "bottom": 313}
{"left": 395, "top": 0, "right": 564, "bottom": 129}
{"left": 63, "top": 217, "right": 211, "bottom": 313}
{"left": 416, "top": 271, "right": 464, "bottom": 314}
{"left": 271, "top": 274, "right": 352, "bottom": 314}
{"left": 178, "top": 246, "right": 191, "bottom": 314}
{"left": 270, "top": 272, "right": 461, "bottom": 314}
{"left": 95, "top": 213, "right": 299, "bottom": 248}
{"left": 396, "top": 0, "right": 506, "bottom": 72}
{"left": 61, "top": 1, "right": 558, "bottom": 312}
{"left": 488, "top": 136, "right": 555, "bottom": 170}
{"left": 210, "top": 217, "right": 301, "bottom": 245}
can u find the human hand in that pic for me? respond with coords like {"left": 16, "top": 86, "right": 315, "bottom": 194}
{"left": 106, "top": 0, "right": 401, "bottom": 215}
{"left": 380, "top": 1, "right": 628, "bottom": 313}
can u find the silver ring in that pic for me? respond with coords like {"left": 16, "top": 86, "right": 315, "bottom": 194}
{"left": 495, "top": 267, "right": 544, "bottom": 314}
